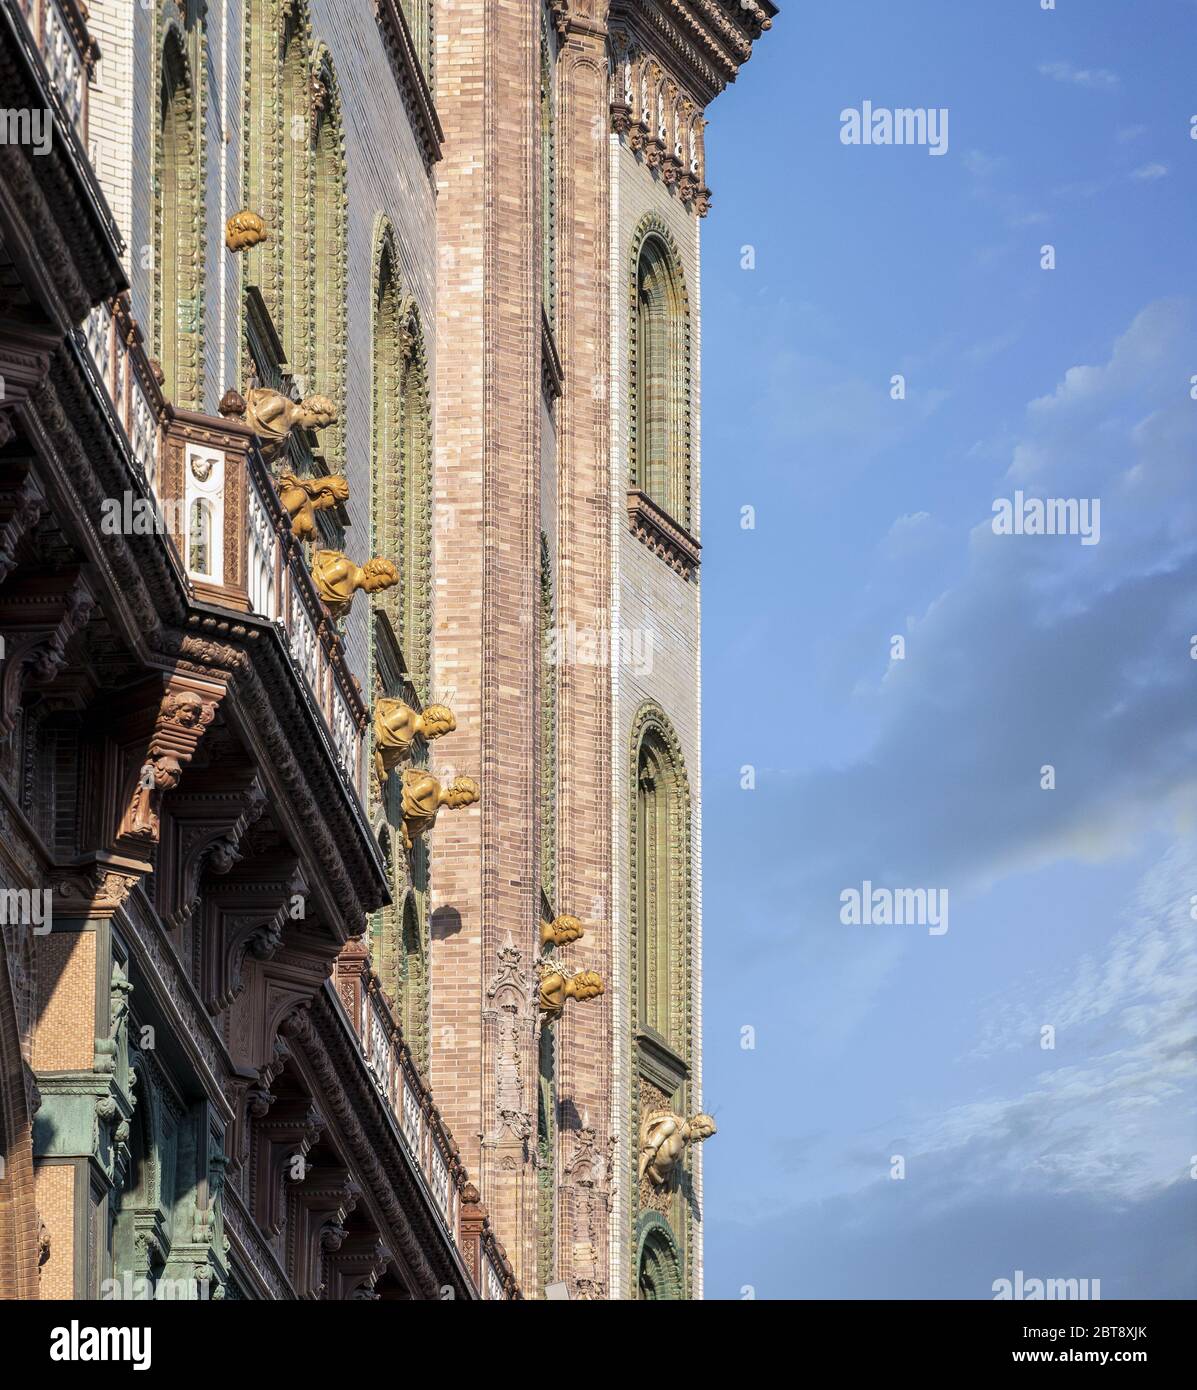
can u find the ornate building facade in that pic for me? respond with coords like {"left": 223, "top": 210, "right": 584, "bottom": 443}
{"left": 0, "top": 0, "right": 772, "bottom": 1301}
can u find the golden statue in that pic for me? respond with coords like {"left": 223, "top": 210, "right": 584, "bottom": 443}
{"left": 537, "top": 965, "right": 604, "bottom": 1020}
{"left": 399, "top": 769, "right": 480, "bottom": 850}
{"left": 244, "top": 387, "right": 337, "bottom": 465}
{"left": 277, "top": 471, "right": 350, "bottom": 542}
{"left": 540, "top": 915, "right": 585, "bottom": 948}
{"left": 310, "top": 549, "right": 398, "bottom": 621}
{"left": 373, "top": 700, "right": 457, "bottom": 784}
{"left": 225, "top": 210, "right": 268, "bottom": 252}
{"left": 638, "top": 1112, "right": 716, "bottom": 1190}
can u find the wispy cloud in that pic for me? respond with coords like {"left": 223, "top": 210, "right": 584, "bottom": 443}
{"left": 1131, "top": 162, "right": 1168, "bottom": 181}
{"left": 1039, "top": 60, "right": 1120, "bottom": 90}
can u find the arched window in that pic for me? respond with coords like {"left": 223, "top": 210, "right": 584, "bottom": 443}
{"left": 188, "top": 499, "right": 213, "bottom": 576}
{"left": 632, "top": 710, "right": 691, "bottom": 1051}
{"left": 539, "top": 535, "right": 556, "bottom": 899}
{"left": 311, "top": 49, "right": 347, "bottom": 463}
{"left": 371, "top": 224, "right": 432, "bottom": 694}
{"left": 155, "top": 23, "right": 203, "bottom": 407}
{"left": 280, "top": 2, "right": 313, "bottom": 378}
{"left": 399, "top": 892, "right": 428, "bottom": 1071}
{"left": 637, "top": 1221, "right": 682, "bottom": 1301}
{"left": 539, "top": 21, "right": 556, "bottom": 327}
{"left": 630, "top": 222, "right": 692, "bottom": 527}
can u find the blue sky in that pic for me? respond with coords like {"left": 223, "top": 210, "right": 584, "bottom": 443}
{"left": 699, "top": 0, "right": 1197, "bottom": 1298}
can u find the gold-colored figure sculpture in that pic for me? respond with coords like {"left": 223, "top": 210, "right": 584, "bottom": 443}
{"left": 537, "top": 965, "right": 604, "bottom": 1020}
{"left": 373, "top": 700, "right": 457, "bottom": 784}
{"left": 638, "top": 1111, "right": 716, "bottom": 1191}
{"left": 225, "top": 210, "right": 268, "bottom": 252}
{"left": 310, "top": 549, "right": 398, "bottom": 621}
{"left": 277, "top": 471, "right": 350, "bottom": 542}
{"left": 244, "top": 387, "right": 337, "bottom": 464}
{"left": 399, "top": 769, "right": 480, "bottom": 850}
{"left": 539, "top": 915, "right": 585, "bottom": 949}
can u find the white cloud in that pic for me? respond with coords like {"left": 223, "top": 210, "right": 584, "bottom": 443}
{"left": 1039, "top": 60, "right": 1120, "bottom": 90}
{"left": 1131, "top": 162, "right": 1168, "bottom": 181}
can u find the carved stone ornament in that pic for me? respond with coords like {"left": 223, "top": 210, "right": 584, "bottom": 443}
{"left": 539, "top": 914, "right": 584, "bottom": 949}
{"left": 225, "top": 210, "right": 268, "bottom": 252}
{"left": 277, "top": 472, "right": 350, "bottom": 543}
{"left": 309, "top": 549, "right": 399, "bottom": 622}
{"left": 536, "top": 964, "right": 604, "bottom": 1020}
{"left": 398, "top": 769, "right": 479, "bottom": 851}
{"left": 372, "top": 700, "right": 456, "bottom": 784}
{"left": 638, "top": 1111, "right": 716, "bottom": 1191}
{"left": 118, "top": 688, "right": 218, "bottom": 844}
{"left": 244, "top": 387, "right": 337, "bottom": 466}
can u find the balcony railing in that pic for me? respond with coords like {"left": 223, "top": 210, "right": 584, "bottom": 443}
{"left": 77, "top": 294, "right": 369, "bottom": 802}
{"left": 334, "top": 947, "right": 520, "bottom": 1299}
{"left": 22, "top": 0, "right": 97, "bottom": 142}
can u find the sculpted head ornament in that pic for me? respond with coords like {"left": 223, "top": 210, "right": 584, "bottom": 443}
{"left": 245, "top": 388, "right": 337, "bottom": 464}
{"left": 540, "top": 915, "right": 585, "bottom": 948}
{"left": 311, "top": 550, "right": 399, "bottom": 620}
{"left": 537, "top": 965, "right": 605, "bottom": 1019}
{"left": 398, "top": 769, "right": 480, "bottom": 850}
{"left": 225, "top": 210, "right": 268, "bottom": 252}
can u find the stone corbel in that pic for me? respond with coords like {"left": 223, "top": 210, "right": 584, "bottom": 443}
{"left": 249, "top": 1096, "right": 325, "bottom": 1238}
{"left": 0, "top": 568, "right": 95, "bottom": 736}
{"left": 0, "top": 460, "right": 49, "bottom": 582}
{"left": 116, "top": 684, "right": 220, "bottom": 849}
{"left": 50, "top": 853, "right": 149, "bottom": 922}
{"left": 288, "top": 1168, "right": 360, "bottom": 1298}
{"left": 156, "top": 772, "right": 268, "bottom": 931}
{"left": 197, "top": 852, "right": 309, "bottom": 1014}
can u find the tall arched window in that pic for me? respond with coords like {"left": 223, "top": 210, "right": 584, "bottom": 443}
{"left": 280, "top": 2, "right": 313, "bottom": 379}
{"left": 155, "top": 23, "right": 203, "bottom": 407}
{"left": 311, "top": 48, "right": 347, "bottom": 463}
{"left": 371, "top": 224, "right": 432, "bottom": 693}
{"left": 539, "top": 20, "right": 556, "bottom": 327}
{"left": 399, "top": 892, "right": 427, "bottom": 1070}
{"left": 539, "top": 535, "right": 556, "bottom": 900}
{"left": 631, "top": 706, "right": 692, "bottom": 1053}
{"left": 630, "top": 221, "right": 692, "bottom": 527}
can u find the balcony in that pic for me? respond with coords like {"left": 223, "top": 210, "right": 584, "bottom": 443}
{"left": 334, "top": 946, "right": 519, "bottom": 1298}
{"left": 77, "top": 293, "right": 369, "bottom": 804}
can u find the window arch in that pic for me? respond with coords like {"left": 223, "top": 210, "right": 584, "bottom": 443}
{"left": 539, "top": 534, "right": 556, "bottom": 900}
{"left": 629, "top": 219, "right": 692, "bottom": 528}
{"left": 279, "top": 2, "right": 313, "bottom": 379}
{"left": 310, "top": 46, "right": 348, "bottom": 463}
{"left": 636, "top": 1213, "right": 682, "bottom": 1301}
{"left": 371, "top": 222, "right": 432, "bottom": 694}
{"left": 398, "top": 891, "right": 428, "bottom": 1070}
{"left": 629, "top": 703, "right": 692, "bottom": 1055}
{"left": 154, "top": 20, "right": 203, "bottom": 408}
{"left": 539, "top": 18, "right": 557, "bottom": 327}
{"left": 243, "top": 3, "right": 347, "bottom": 444}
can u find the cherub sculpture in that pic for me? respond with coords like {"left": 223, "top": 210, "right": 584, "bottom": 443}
{"left": 537, "top": 965, "right": 604, "bottom": 1020}
{"left": 310, "top": 549, "right": 398, "bottom": 621}
{"left": 399, "top": 769, "right": 480, "bottom": 850}
{"left": 373, "top": 700, "right": 457, "bottom": 784}
{"left": 540, "top": 915, "right": 585, "bottom": 948}
{"left": 244, "top": 387, "right": 337, "bottom": 464}
{"left": 638, "top": 1111, "right": 716, "bottom": 1191}
{"left": 225, "top": 210, "right": 268, "bottom": 252}
{"left": 277, "top": 471, "right": 350, "bottom": 542}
